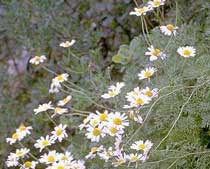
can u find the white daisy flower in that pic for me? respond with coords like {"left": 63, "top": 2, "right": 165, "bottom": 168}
{"left": 50, "top": 161, "right": 67, "bottom": 169}
{"left": 85, "top": 146, "right": 104, "bottom": 159}
{"left": 160, "top": 24, "right": 178, "bottom": 36}
{"left": 34, "top": 135, "right": 55, "bottom": 152}
{"left": 129, "top": 6, "right": 150, "bottom": 16}
{"left": 53, "top": 73, "right": 69, "bottom": 84}
{"left": 98, "top": 147, "right": 113, "bottom": 162}
{"left": 138, "top": 67, "right": 157, "bottom": 80}
{"left": 29, "top": 55, "right": 47, "bottom": 65}
{"left": 130, "top": 140, "right": 153, "bottom": 154}
{"left": 177, "top": 46, "right": 196, "bottom": 58}
{"left": 108, "top": 112, "right": 129, "bottom": 129}
{"left": 145, "top": 45, "right": 166, "bottom": 61}
{"left": 6, "top": 153, "right": 19, "bottom": 167}
{"left": 57, "top": 95, "right": 72, "bottom": 106}
{"left": 49, "top": 82, "right": 61, "bottom": 93}
{"left": 104, "top": 125, "right": 124, "bottom": 137}
{"left": 59, "top": 40, "right": 76, "bottom": 48}
{"left": 6, "top": 131, "right": 25, "bottom": 145}
{"left": 126, "top": 153, "right": 142, "bottom": 163}
{"left": 58, "top": 151, "right": 74, "bottom": 162}
{"left": 148, "top": 0, "right": 165, "bottom": 8}
{"left": 79, "top": 114, "right": 95, "bottom": 130}
{"left": 40, "top": 150, "right": 59, "bottom": 164}
{"left": 34, "top": 101, "right": 54, "bottom": 115}
{"left": 51, "top": 107, "right": 68, "bottom": 118}
{"left": 72, "top": 160, "right": 86, "bottom": 169}
{"left": 16, "top": 124, "right": 32, "bottom": 137}
{"left": 15, "top": 148, "right": 30, "bottom": 158}
{"left": 124, "top": 87, "right": 151, "bottom": 108}
{"left": 101, "top": 82, "right": 125, "bottom": 99}
{"left": 20, "top": 161, "right": 38, "bottom": 169}
{"left": 85, "top": 125, "right": 105, "bottom": 142}
{"left": 141, "top": 87, "right": 159, "bottom": 98}
{"left": 51, "top": 124, "right": 68, "bottom": 142}
{"left": 113, "top": 154, "right": 127, "bottom": 167}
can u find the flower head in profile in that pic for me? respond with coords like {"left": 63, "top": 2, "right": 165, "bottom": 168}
{"left": 34, "top": 101, "right": 54, "bottom": 114}
{"left": 85, "top": 146, "right": 104, "bottom": 159}
{"left": 6, "top": 131, "right": 25, "bottom": 145}
{"left": 129, "top": 6, "right": 150, "bottom": 16}
{"left": 29, "top": 55, "right": 47, "bottom": 65}
{"left": 130, "top": 140, "right": 153, "bottom": 154}
{"left": 145, "top": 45, "right": 166, "bottom": 61}
{"left": 15, "top": 148, "right": 30, "bottom": 158}
{"left": 20, "top": 161, "right": 38, "bottom": 169}
{"left": 160, "top": 24, "right": 178, "bottom": 36}
{"left": 148, "top": 0, "right": 165, "bottom": 8}
{"left": 60, "top": 39, "right": 76, "bottom": 48}
{"left": 101, "top": 82, "right": 125, "bottom": 99}
{"left": 16, "top": 124, "right": 32, "bottom": 137}
{"left": 51, "top": 107, "right": 68, "bottom": 118}
{"left": 51, "top": 124, "right": 68, "bottom": 142}
{"left": 177, "top": 46, "right": 196, "bottom": 58}
{"left": 57, "top": 95, "right": 72, "bottom": 106}
{"left": 138, "top": 67, "right": 157, "bottom": 80}
{"left": 141, "top": 87, "right": 159, "bottom": 98}
{"left": 34, "top": 135, "right": 55, "bottom": 152}
{"left": 126, "top": 153, "right": 143, "bottom": 163}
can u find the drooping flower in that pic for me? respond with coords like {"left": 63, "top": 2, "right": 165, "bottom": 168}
{"left": 177, "top": 46, "right": 196, "bottom": 58}
{"left": 126, "top": 153, "right": 143, "bottom": 163}
{"left": 34, "top": 101, "right": 54, "bottom": 114}
{"left": 101, "top": 82, "right": 125, "bottom": 99}
{"left": 57, "top": 95, "right": 72, "bottom": 106}
{"left": 29, "top": 55, "right": 47, "bottom": 65}
{"left": 148, "top": 0, "right": 165, "bottom": 8}
{"left": 51, "top": 107, "right": 68, "bottom": 118}
{"left": 59, "top": 40, "right": 76, "bottom": 48}
{"left": 129, "top": 6, "right": 150, "bottom": 16}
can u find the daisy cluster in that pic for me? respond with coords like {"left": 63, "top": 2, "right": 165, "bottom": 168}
{"left": 6, "top": 0, "right": 198, "bottom": 167}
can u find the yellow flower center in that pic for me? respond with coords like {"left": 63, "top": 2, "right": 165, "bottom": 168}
{"left": 91, "top": 147, "right": 98, "bottom": 153}
{"left": 34, "top": 56, "right": 40, "bottom": 61}
{"left": 145, "top": 90, "right": 153, "bottom": 97}
{"left": 99, "top": 113, "right": 107, "bottom": 121}
{"left": 137, "top": 7, "right": 145, "bottom": 13}
{"left": 47, "top": 155, "right": 55, "bottom": 162}
{"left": 144, "top": 71, "right": 152, "bottom": 78}
{"left": 19, "top": 125, "right": 26, "bottom": 131}
{"left": 108, "top": 91, "right": 116, "bottom": 97}
{"left": 41, "top": 139, "right": 49, "bottom": 146}
{"left": 110, "top": 127, "right": 118, "bottom": 134}
{"left": 55, "top": 128, "right": 63, "bottom": 136}
{"left": 138, "top": 143, "right": 146, "bottom": 150}
{"left": 166, "top": 24, "right": 174, "bottom": 31}
{"left": 12, "top": 132, "right": 19, "bottom": 139}
{"left": 56, "top": 75, "right": 64, "bottom": 81}
{"left": 16, "top": 150, "right": 24, "bottom": 156}
{"left": 113, "top": 117, "right": 122, "bottom": 125}
{"left": 182, "top": 49, "right": 191, "bottom": 56}
{"left": 131, "top": 155, "right": 138, "bottom": 161}
{"left": 152, "top": 48, "right": 160, "bottom": 56}
{"left": 24, "top": 161, "right": 32, "bottom": 167}
{"left": 61, "top": 155, "right": 68, "bottom": 161}
{"left": 154, "top": 0, "right": 161, "bottom": 6}
{"left": 55, "top": 107, "right": 62, "bottom": 113}
{"left": 135, "top": 98, "right": 144, "bottom": 105}
{"left": 117, "top": 159, "right": 124, "bottom": 165}
{"left": 57, "top": 166, "right": 64, "bottom": 169}
{"left": 92, "top": 128, "right": 101, "bottom": 136}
